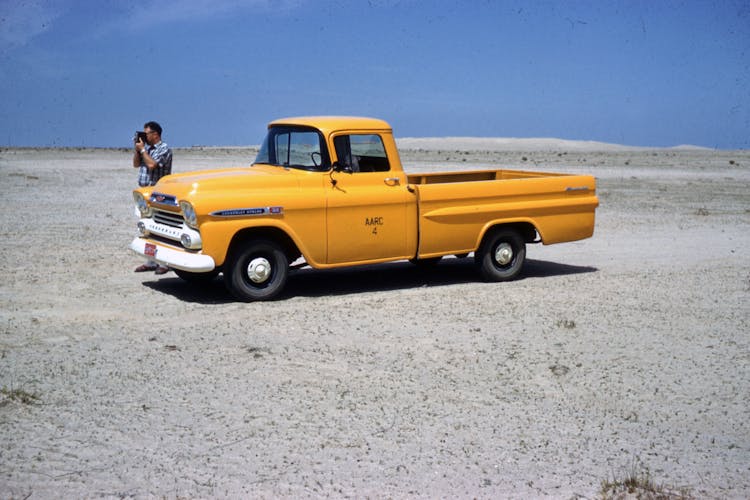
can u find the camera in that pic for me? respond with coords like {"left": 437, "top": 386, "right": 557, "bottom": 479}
{"left": 134, "top": 131, "right": 148, "bottom": 143}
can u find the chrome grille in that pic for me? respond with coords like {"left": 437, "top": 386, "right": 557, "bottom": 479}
{"left": 153, "top": 209, "right": 184, "bottom": 228}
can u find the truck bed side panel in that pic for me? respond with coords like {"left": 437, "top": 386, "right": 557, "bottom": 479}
{"left": 412, "top": 172, "right": 598, "bottom": 257}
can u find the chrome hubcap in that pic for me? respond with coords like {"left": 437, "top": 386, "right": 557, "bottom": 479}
{"left": 247, "top": 257, "right": 272, "bottom": 283}
{"left": 494, "top": 242, "right": 513, "bottom": 266}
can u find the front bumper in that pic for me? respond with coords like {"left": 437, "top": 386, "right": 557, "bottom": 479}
{"left": 129, "top": 237, "right": 216, "bottom": 272}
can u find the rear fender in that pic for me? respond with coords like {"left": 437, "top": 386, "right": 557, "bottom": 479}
{"left": 476, "top": 220, "right": 539, "bottom": 249}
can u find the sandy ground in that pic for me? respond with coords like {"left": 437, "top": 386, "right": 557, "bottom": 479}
{"left": 0, "top": 143, "right": 748, "bottom": 498}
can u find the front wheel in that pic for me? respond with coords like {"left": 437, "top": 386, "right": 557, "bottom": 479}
{"left": 225, "top": 239, "right": 289, "bottom": 301}
{"left": 475, "top": 229, "right": 526, "bottom": 281}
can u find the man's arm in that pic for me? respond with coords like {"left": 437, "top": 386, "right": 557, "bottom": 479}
{"left": 141, "top": 150, "right": 158, "bottom": 170}
{"left": 133, "top": 138, "right": 158, "bottom": 169}
{"left": 133, "top": 140, "right": 143, "bottom": 168}
{"left": 145, "top": 143, "right": 170, "bottom": 171}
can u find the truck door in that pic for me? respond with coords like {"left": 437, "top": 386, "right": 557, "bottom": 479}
{"left": 326, "top": 133, "right": 412, "bottom": 264}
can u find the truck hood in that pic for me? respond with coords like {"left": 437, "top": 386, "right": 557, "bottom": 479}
{"left": 150, "top": 164, "right": 300, "bottom": 200}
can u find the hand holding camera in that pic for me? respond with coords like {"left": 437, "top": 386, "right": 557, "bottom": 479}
{"left": 134, "top": 131, "right": 147, "bottom": 152}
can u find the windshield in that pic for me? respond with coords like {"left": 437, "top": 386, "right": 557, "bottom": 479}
{"left": 254, "top": 126, "right": 330, "bottom": 171}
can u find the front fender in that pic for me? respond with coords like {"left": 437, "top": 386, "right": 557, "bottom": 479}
{"left": 199, "top": 218, "right": 325, "bottom": 268}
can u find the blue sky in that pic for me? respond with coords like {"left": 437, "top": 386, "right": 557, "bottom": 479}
{"left": 1, "top": 0, "right": 748, "bottom": 148}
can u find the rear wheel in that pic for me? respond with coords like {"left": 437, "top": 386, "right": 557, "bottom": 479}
{"left": 225, "top": 239, "right": 289, "bottom": 301}
{"left": 475, "top": 229, "right": 526, "bottom": 281}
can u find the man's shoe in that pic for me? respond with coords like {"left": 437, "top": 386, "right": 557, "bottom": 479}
{"left": 154, "top": 266, "right": 170, "bottom": 275}
{"left": 135, "top": 264, "right": 157, "bottom": 272}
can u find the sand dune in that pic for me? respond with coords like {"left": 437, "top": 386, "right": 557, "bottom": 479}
{"left": 396, "top": 136, "right": 710, "bottom": 152}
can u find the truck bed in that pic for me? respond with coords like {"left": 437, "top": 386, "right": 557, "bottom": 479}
{"left": 408, "top": 168, "right": 598, "bottom": 257}
{"left": 406, "top": 168, "right": 566, "bottom": 185}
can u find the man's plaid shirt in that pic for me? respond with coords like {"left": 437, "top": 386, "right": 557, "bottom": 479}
{"left": 137, "top": 141, "right": 173, "bottom": 186}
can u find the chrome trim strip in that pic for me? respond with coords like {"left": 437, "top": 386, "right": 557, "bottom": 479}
{"left": 210, "top": 206, "right": 284, "bottom": 217}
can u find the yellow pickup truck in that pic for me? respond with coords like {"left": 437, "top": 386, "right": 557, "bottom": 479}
{"left": 130, "top": 116, "right": 598, "bottom": 301}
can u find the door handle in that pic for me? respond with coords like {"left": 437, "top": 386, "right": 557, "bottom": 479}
{"left": 384, "top": 177, "right": 400, "bottom": 186}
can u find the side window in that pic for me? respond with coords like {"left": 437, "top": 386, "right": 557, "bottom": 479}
{"left": 333, "top": 134, "right": 390, "bottom": 173}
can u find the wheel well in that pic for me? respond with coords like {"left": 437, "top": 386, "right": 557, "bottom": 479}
{"left": 483, "top": 222, "right": 538, "bottom": 245}
{"left": 228, "top": 227, "right": 302, "bottom": 263}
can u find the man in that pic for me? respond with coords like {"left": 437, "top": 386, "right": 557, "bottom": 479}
{"left": 133, "top": 121, "right": 173, "bottom": 274}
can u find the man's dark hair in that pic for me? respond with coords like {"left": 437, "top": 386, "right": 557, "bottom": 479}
{"left": 144, "top": 121, "right": 162, "bottom": 135}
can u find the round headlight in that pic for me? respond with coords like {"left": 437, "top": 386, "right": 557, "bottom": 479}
{"left": 133, "top": 192, "right": 151, "bottom": 217}
{"left": 180, "top": 233, "right": 192, "bottom": 247}
{"left": 180, "top": 201, "right": 198, "bottom": 227}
